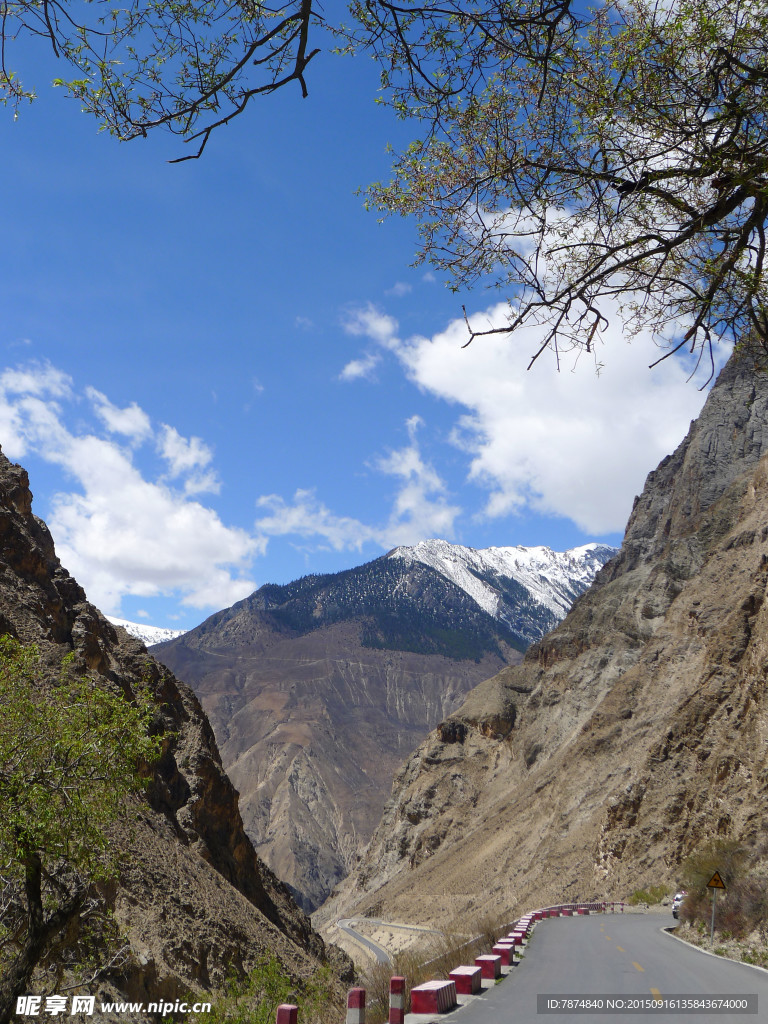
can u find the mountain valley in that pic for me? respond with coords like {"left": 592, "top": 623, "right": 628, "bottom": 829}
{"left": 153, "top": 541, "right": 614, "bottom": 911}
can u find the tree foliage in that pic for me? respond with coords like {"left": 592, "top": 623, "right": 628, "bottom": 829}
{"left": 191, "top": 955, "right": 339, "bottom": 1024}
{"left": 1, "top": 0, "right": 325, "bottom": 158}
{"left": 0, "top": 636, "right": 161, "bottom": 1023}
{"left": 355, "top": 0, "right": 768, "bottom": 372}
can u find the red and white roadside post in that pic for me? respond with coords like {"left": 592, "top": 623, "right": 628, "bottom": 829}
{"left": 389, "top": 976, "right": 406, "bottom": 1024}
{"left": 276, "top": 1007, "right": 298, "bottom": 1024}
{"left": 347, "top": 987, "right": 366, "bottom": 1024}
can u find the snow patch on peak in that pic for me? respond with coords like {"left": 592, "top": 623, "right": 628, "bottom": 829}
{"left": 107, "top": 616, "right": 187, "bottom": 646}
{"left": 387, "top": 539, "right": 616, "bottom": 621}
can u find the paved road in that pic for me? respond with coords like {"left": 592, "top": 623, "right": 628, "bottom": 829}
{"left": 447, "top": 913, "right": 768, "bottom": 1024}
{"left": 337, "top": 916, "right": 443, "bottom": 966}
{"left": 337, "top": 918, "right": 394, "bottom": 965}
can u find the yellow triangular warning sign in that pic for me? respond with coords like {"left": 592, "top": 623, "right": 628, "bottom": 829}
{"left": 707, "top": 871, "right": 726, "bottom": 889}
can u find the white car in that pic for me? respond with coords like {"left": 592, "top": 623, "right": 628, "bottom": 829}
{"left": 672, "top": 891, "right": 686, "bottom": 919}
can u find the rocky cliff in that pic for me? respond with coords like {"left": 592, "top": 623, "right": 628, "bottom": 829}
{"left": 0, "top": 450, "right": 348, "bottom": 1016}
{"left": 318, "top": 344, "right": 768, "bottom": 939}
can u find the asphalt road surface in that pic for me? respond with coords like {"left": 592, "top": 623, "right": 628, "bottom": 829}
{"left": 449, "top": 913, "right": 768, "bottom": 1024}
{"left": 337, "top": 918, "right": 394, "bottom": 965}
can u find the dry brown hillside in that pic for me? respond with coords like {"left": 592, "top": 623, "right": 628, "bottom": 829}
{"left": 0, "top": 450, "right": 350, "bottom": 1020}
{"left": 318, "top": 343, "right": 768, "bottom": 941}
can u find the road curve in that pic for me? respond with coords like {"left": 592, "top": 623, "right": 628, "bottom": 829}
{"left": 337, "top": 918, "right": 394, "bottom": 965}
{"left": 448, "top": 912, "right": 768, "bottom": 1024}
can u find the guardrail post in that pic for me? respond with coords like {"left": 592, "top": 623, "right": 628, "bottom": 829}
{"left": 347, "top": 987, "right": 366, "bottom": 1024}
{"left": 389, "top": 976, "right": 405, "bottom": 1024}
{"left": 276, "top": 1007, "right": 298, "bottom": 1024}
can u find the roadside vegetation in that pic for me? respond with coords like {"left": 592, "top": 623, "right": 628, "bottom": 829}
{"left": 627, "top": 886, "right": 670, "bottom": 907}
{"left": 673, "top": 840, "right": 768, "bottom": 966}
{"left": 190, "top": 957, "right": 342, "bottom": 1024}
{"left": 0, "top": 636, "right": 162, "bottom": 1024}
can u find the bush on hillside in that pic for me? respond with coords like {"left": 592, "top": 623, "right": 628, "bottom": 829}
{"left": 678, "top": 840, "right": 768, "bottom": 940}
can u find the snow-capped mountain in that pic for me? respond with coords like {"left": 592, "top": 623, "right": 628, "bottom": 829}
{"left": 387, "top": 539, "right": 617, "bottom": 639}
{"left": 107, "top": 616, "right": 187, "bottom": 646}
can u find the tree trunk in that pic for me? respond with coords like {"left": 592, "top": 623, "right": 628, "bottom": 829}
{"left": 0, "top": 858, "right": 83, "bottom": 1024}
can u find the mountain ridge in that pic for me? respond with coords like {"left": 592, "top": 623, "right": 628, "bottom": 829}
{"left": 107, "top": 616, "right": 186, "bottom": 646}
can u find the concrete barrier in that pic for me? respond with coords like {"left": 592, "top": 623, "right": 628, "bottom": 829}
{"left": 389, "top": 976, "right": 405, "bottom": 1024}
{"left": 346, "top": 987, "right": 365, "bottom": 1024}
{"left": 475, "top": 954, "right": 502, "bottom": 980}
{"left": 276, "top": 1008, "right": 298, "bottom": 1024}
{"left": 492, "top": 943, "right": 516, "bottom": 966}
{"left": 449, "top": 966, "right": 482, "bottom": 996}
{"left": 410, "top": 980, "right": 457, "bottom": 1014}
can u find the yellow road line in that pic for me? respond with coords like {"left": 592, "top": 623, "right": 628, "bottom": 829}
{"left": 651, "top": 989, "right": 662, "bottom": 999}
{"left": 616, "top": 946, "right": 625, "bottom": 952}
{"left": 633, "top": 962, "right": 645, "bottom": 973}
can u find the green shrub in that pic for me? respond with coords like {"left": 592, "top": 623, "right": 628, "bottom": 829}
{"left": 679, "top": 840, "right": 768, "bottom": 940}
{"left": 192, "top": 956, "right": 340, "bottom": 1024}
{"left": 627, "top": 886, "right": 669, "bottom": 905}
{"left": 0, "top": 636, "right": 162, "bottom": 1021}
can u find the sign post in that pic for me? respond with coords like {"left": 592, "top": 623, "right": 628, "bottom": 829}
{"left": 707, "top": 871, "right": 726, "bottom": 946}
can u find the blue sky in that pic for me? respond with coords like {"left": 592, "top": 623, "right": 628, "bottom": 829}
{"left": 0, "top": 31, "right": 727, "bottom": 629}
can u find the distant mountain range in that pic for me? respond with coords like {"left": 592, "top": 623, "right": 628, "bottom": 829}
{"left": 153, "top": 539, "right": 616, "bottom": 911}
{"left": 219, "top": 539, "right": 617, "bottom": 662}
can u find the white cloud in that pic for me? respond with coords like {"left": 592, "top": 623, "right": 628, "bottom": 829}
{"left": 255, "top": 488, "right": 379, "bottom": 552}
{"left": 86, "top": 387, "right": 152, "bottom": 442}
{"left": 339, "top": 351, "right": 381, "bottom": 382}
{"left": 344, "top": 302, "right": 728, "bottom": 534}
{"left": 373, "top": 415, "right": 461, "bottom": 543}
{"left": 0, "top": 362, "right": 260, "bottom": 615}
{"left": 385, "top": 282, "right": 413, "bottom": 298}
{"left": 1, "top": 361, "right": 72, "bottom": 399}
{"left": 343, "top": 305, "right": 400, "bottom": 348}
{"left": 254, "top": 418, "right": 460, "bottom": 552}
{"left": 0, "top": 361, "right": 73, "bottom": 458}
{"left": 157, "top": 424, "right": 220, "bottom": 495}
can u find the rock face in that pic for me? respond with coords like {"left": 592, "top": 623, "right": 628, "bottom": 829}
{"left": 0, "top": 451, "right": 347, "bottom": 1016}
{"left": 317, "top": 345, "right": 768, "bottom": 936}
{"left": 154, "top": 545, "right": 612, "bottom": 912}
